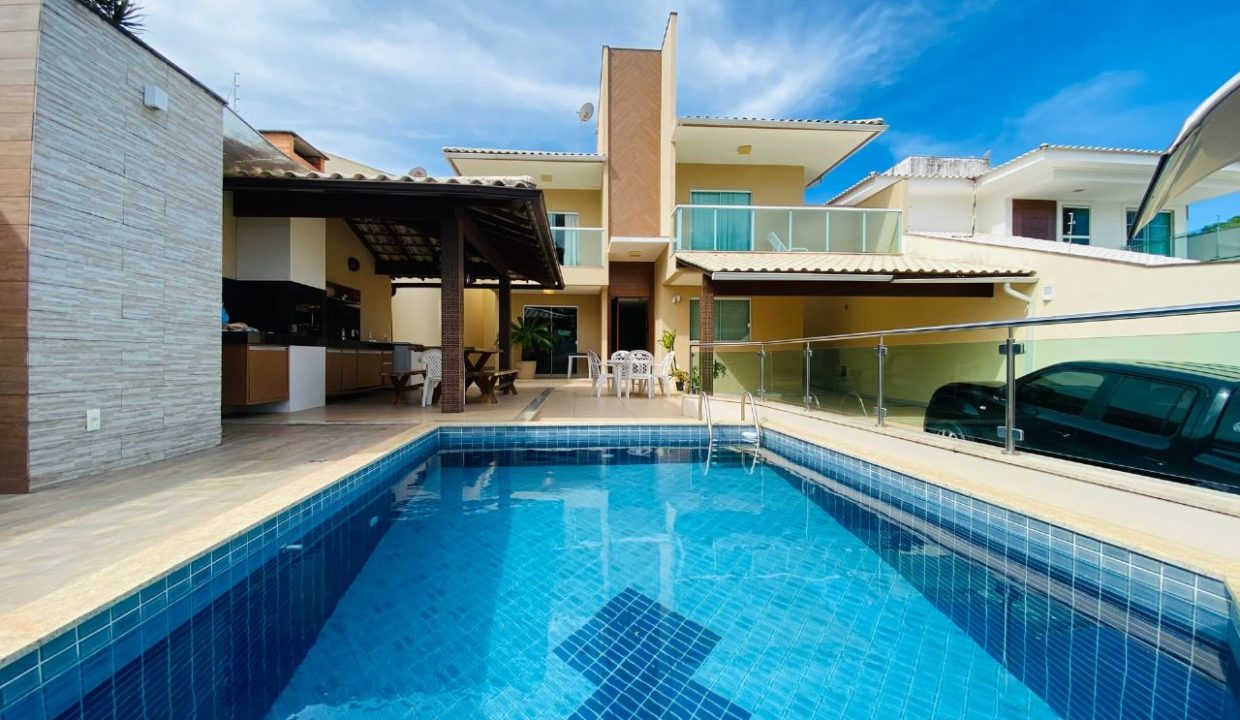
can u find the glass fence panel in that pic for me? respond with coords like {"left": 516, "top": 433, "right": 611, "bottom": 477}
{"left": 671, "top": 206, "right": 904, "bottom": 254}
{"left": 1180, "top": 225, "right": 1240, "bottom": 261}
{"left": 552, "top": 228, "right": 605, "bottom": 266}
{"left": 1007, "top": 330, "right": 1240, "bottom": 493}
{"left": 710, "top": 349, "right": 761, "bottom": 395}
{"left": 764, "top": 346, "right": 806, "bottom": 404}
{"left": 880, "top": 331, "right": 1008, "bottom": 431}
{"left": 865, "top": 210, "right": 902, "bottom": 252}
{"left": 807, "top": 340, "right": 873, "bottom": 419}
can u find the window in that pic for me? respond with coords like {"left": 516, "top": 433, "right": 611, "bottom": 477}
{"left": 688, "top": 190, "right": 752, "bottom": 250}
{"left": 1017, "top": 370, "right": 1105, "bottom": 416}
{"left": 689, "top": 298, "right": 750, "bottom": 341}
{"left": 1209, "top": 396, "right": 1240, "bottom": 456}
{"left": 1125, "top": 209, "right": 1174, "bottom": 255}
{"left": 1061, "top": 206, "right": 1091, "bottom": 245}
{"left": 1100, "top": 376, "right": 1197, "bottom": 436}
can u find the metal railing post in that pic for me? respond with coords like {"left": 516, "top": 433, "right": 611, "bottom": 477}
{"left": 861, "top": 212, "right": 868, "bottom": 253}
{"left": 1002, "top": 328, "right": 1023, "bottom": 454}
{"left": 757, "top": 347, "right": 766, "bottom": 401}
{"left": 874, "top": 339, "right": 887, "bottom": 427}
{"left": 802, "top": 342, "right": 812, "bottom": 409}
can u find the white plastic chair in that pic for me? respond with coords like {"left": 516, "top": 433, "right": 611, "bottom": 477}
{"left": 588, "top": 351, "right": 614, "bottom": 398}
{"left": 609, "top": 351, "right": 629, "bottom": 397}
{"left": 627, "top": 350, "right": 656, "bottom": 399}
{"left": 767, "top": 231, "right": 809, "bottom": 252}
{"left": 421, "top": 349, "right": 442, "bottom": 407}
{"left": 654, "top": 353, "right": 676, "bottom": 396}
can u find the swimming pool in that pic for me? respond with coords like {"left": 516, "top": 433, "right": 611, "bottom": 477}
{"left": 0, "top": 425, "right": 1236, "bottom": 720}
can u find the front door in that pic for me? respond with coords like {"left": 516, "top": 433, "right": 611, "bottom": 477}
{"left": 612, "top": 298, "right": 650, "bottom": 352}
{"left": 1012, "top": 199, "right": 1057, "bottom": 241}
{"left": 522, "top": 306, "right": 578, "bottom": 375}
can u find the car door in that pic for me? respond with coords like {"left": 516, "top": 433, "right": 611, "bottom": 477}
{"left": 1013, "top": 368, "right": 1108, "bottom": 457}
{"left": 1188, "top": 393, "right": 1240, "bottom": 491}
{"left": 1070, "top": 374, "right": 1199, "bottom": 477}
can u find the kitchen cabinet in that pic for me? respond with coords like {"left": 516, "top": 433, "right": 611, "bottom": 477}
{"left": 222, "top": 345, "right": 289, "bottom": 406}
{"left": 341, "top": 350, "right": 358, "bottom": 390}
{"left": 356, "top": 350, "right": 383, "bottom": 390}
{"left": 326, "top": 349, "right": 344, "bottom": 394}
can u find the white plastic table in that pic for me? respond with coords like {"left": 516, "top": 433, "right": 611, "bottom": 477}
{"left": 566, "top": 353, "right": 590, "bottom": 379}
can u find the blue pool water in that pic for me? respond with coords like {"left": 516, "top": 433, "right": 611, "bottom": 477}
{"left": 3, "top": 428, "right": 1236, "bottom": 720}
{"left": 256, "top": 446, "right": 1229, "bottom": 720}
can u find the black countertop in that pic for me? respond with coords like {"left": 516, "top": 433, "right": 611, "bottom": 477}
{"left": 222, "top": 331, "right": 406, "bottom": 350}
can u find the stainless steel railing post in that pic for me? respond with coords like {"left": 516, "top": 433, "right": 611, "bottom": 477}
{"left": 1003, "top": 328, "right": 1020, "bottom": 455}
{"left": 757, "top": 347, "right": 767, "bottom": 401}
{"left": 802, "top": 342, "right": 813, "bottom": 409}
{"left": 874, "top": 339, "right": 888, "bottom": 427}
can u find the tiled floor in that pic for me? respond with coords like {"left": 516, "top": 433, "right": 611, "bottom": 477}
{"left": 0, "top": 380, "right": 693, "bottom": 646}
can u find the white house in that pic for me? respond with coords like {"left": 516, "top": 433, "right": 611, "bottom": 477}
{"left": 830, "top": 144, "right": 1240, "bottom": 258}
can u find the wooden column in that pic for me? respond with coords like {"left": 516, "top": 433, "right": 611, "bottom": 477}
{"left": 498, "top": 276, "right": 512, "bottom": 370}
{"left": 699, "top": 275, "right": 715, "bottom": 395}
{"left": 440, "top": 217, "right": 465, "bottom": 413}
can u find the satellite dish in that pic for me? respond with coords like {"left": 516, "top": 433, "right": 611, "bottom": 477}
{"left": 577, "top": 102, "right": 595, "bottom": 122}
{"left": 409, "top": 166, "right": 428, "bottom": 178}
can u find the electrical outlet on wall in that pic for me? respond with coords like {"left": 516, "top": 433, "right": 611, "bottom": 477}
{"left": 86, "top": 408, "right": 101, "bottom": 432}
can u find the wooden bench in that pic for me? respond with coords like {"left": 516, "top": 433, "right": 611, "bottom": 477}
{"left": 465, "top": 369, "right": 519, "bottom": 404}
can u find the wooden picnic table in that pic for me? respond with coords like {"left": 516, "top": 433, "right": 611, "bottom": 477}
{"left": 465, "top": 369, "right": 519, "bottom": 404}
{"left": 381, "top": 369, "right": 426, "bottom": 405}
{"left": 464, "top": 347, "right": 498, "bottom": 373}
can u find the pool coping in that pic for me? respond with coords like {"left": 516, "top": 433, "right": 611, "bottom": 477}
{"left": 1, "top": 418, "right": 1237, "bottom": 711}
{"left": 0, "top": 424, "right": 435, "bottom": 669}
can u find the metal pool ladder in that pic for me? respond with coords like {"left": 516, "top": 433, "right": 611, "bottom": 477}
{"left": 740, "top": 392, "right": 761, "bottom": 447}
{"left": 698, "top": 392, "right": 714, "bottom": 441}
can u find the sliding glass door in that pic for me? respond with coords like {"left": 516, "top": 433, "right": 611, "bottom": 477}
{"left": 522, "top": 305, "right": 578, "bottom": 375}
{"left": 688, "top": 190, "right": 752, "bottom": 250}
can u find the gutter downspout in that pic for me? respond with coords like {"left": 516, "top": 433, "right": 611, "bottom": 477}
{"left": 1002, "top": 282, "right": 1035, "bottom": 372}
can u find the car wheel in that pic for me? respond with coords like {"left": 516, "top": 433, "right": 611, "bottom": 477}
{"left": 930, "top": 422, "right": 969, "bottom": 440}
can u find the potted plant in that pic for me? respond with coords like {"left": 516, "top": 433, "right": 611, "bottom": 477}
{"left": 687, "top": 358, "right": 728, "bottom": 394}
{"left": 671, "top": 369, "right": 690, "bottom": 392}
{"left": 658, "top": 328, "right": 677, "bottom": 360}
{"left": 510, "top": 317, "right": 554, "bottom": 379}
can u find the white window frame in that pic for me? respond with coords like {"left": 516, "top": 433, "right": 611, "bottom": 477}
{"left": 1124, "top": 206, "right": 1175, "bottom": 240}
{"left": 1059, "top": 203, "right": 1092, "bottom": 245}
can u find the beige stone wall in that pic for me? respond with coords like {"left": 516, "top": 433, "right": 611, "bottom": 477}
{"left": 0, "top": 0, "right": 38, "bottom": 492}
{"left": 25, "top": 0, "right": 224, "bottom": 486}
{"left": 325, "top": 219, "right": 392, "bottom": 341}
{"left": 542, "top": 189, "right": 602, "bottom": 227}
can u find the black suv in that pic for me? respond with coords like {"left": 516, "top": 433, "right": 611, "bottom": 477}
{"left": 923, "top": 361, "right": 1240, "bottom": 492}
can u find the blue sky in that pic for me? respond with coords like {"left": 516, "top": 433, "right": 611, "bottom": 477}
{"left": 142, "top": 0, "right": 1240, "bottom": 230}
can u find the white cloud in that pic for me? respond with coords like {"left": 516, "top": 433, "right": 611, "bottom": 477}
{"left": 138, "top": 0, "right": 993, "bottom": 172}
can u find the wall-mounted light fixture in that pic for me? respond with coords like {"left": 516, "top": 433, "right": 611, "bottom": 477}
{"left": 736, "top": 144, "right": 752, "bottom": 155}
{"left": 143, "top": 85, "right": 168, "bottom": 112}
{"left": 671, "top": 295, "right": 681, "bottom": 304}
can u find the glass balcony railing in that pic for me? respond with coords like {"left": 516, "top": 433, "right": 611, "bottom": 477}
{"left": 551, "top": 227, "right": 605, "bottom": 267}
{"left": 1123, "top": 225, "right": 1240, "bottom": 261}
{"left": 672, "top": 205, "right": 902, "bottom": 253}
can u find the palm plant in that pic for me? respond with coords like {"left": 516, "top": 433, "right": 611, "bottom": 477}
{"left": 510, "top": 318, "right": 554, "bottom": 358}
{"left": 85, "top": 0, "right": 144, "bottom": 33}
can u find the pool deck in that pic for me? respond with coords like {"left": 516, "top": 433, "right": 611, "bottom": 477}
{"left": 1, "top": 379, "right": 1238, "bottom": 667}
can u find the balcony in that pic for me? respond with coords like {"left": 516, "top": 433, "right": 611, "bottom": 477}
{"left": 551, "top": 227, "right": 606, "bottom": 266}
{"left": 1124, "top": 225, "right": 1240, "bottom": 262}
{"left": 672, "top": 205, "right": 902, "bottom": 254}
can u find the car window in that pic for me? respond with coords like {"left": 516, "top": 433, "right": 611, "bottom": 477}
{"left": 1017, "top": 370, "right": 1105, "bottom": 416}
{"left": 1100, "top": 376, "right": 1197, "bottom": 437}
{"left": 1210, "top": 395, "right": 1240, "bottom": 454}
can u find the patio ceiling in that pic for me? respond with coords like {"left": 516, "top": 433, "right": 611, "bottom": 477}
{"left": 225, "top": 170, "right": 564, "bottom": 288}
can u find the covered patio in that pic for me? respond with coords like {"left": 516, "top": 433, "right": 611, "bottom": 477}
{"left": 676, "top": 252, "right": 1037, "bottom": 396}
{"left": 224, "top": 170, "right": 564, "bottom": 413}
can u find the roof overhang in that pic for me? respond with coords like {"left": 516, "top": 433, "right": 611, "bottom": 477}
{"left": 977, "top": 145, "right": 1240, "bottom": 205}
{"left": 673, "top": 116, "right": 887, "bottom": 187}
{"left": 673, "top": 251, "right": 1032, "bottom": 297}
{"left": 225, "top": 172, "right": 564, "bottom": 288}
{"left": 443, "top": 148, "right": 606, "bottom": 190}
{"left": 1132, "top": 70, "right": 1240, "bottom": 237}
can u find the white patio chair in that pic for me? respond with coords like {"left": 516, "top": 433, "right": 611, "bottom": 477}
{"left": 654, "top": 353, "right": 676, "bottom": 396}
{"left": 609, "top": 351, "right": 629, "bottom": 397}
{"left": 766, "top": 231, "right": 809, "bottom": 252}
{"left": 588, "top": 350, "right": 614, "bottom": 398}
{"left": 627, "top": 350, "right": 656, "bottom": 399}
{"left": 421, "top": 349, "right": 442, "bottom": 407}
